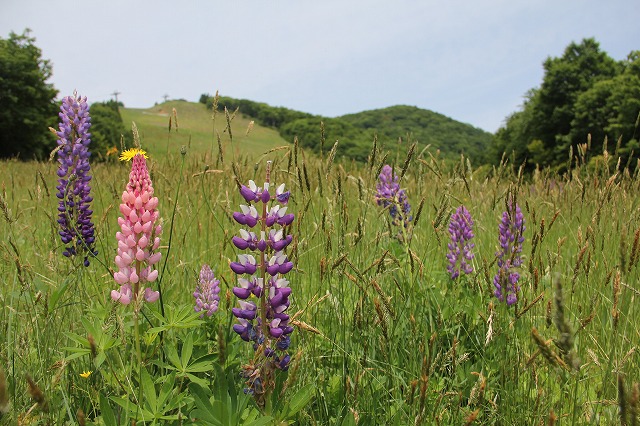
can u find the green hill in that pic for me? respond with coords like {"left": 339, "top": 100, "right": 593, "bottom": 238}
{"left": 206, "top": 95, "right": 493, "bottom": 164}
{"left": 118, "top": 98, "right": 493, "bottom": 165}
{"left": 119, "top": 100, "right": 288, "bottom": 159}
{"left": 339, "top": 105, "right": 493, "bottom": 162}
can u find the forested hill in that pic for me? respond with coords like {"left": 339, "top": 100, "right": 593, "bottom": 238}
{"left": 339, "top": 105, "right": 493, "bottom": 162}
{"left": 201, "top": 95, "right": 493, "bottom": 164}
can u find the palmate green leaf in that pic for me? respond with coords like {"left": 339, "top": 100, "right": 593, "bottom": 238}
{"left": 189, "top": 383, "right": 222, "bottom": 425}
{"left": 149, "top": 304, "right": 204, "bottom": 334}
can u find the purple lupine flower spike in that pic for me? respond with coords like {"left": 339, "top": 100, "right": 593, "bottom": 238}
{"left": 230, "top": 161, "right": 295, "bottom": 404}
{"left": 493, "top": 200, "right": 525, "bottom": 305}
{"left": 375, "top": 165, "right": 412, "bottom": 229}
{"left": 55, "top": 93, "right": 97, "bottom": 267}
{"left": 194, "top": 264, "right": 221, "bottom": 317}
{"left": 446, "top": 206, "right": 475, "bottom": 280}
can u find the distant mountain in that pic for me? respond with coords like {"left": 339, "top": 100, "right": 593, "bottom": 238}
{"left": 201, "top": 95, "right": 494, "bottom": 164}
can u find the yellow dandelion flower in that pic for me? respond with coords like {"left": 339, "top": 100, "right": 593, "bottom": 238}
{"left": 119, "top": 148, "right": 148, "bottom": 162}
{"left": 79, "top": 371, "right": 92, "bottom": 379}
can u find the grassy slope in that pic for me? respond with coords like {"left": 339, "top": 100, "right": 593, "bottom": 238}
{"left": 119, "top": 100, "right": 289, "bottom": 159}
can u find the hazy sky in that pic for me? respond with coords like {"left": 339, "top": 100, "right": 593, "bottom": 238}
{"left": 1, "top": 0, "right": 638, "bottom": 133}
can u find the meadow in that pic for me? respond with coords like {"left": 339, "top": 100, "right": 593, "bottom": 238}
{"left": 1, "top": 103, "right": 640, "bottom": 425}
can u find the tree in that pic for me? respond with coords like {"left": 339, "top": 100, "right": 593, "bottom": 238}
{"left": 493, "top": 38, "right": 631, "bottom": 170}
{"left": 89, "top": 100, "right": 127, "bottom": 160}
{"left": 529, "top": 38, "right": 620, "bottom": 158}
{"left": 0, "top": 30, "right": 58, "bottom": 159}
{"left": 571, "top": 51, "right": 640, "bottom": 164}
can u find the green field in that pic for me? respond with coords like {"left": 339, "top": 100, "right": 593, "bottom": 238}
{"left": 1, "top": 123, "right": 640, "bottom": 425}
{"left": 119, "top": 100, "right": 288, "bottom": 160}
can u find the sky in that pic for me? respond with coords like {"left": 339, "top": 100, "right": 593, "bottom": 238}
{"left": 1, "top": 0, "right": 639, "bottom": 133}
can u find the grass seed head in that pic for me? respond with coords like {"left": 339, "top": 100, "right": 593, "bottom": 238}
{"left": 26, "top": 374, "right": 47, "bottom": 412}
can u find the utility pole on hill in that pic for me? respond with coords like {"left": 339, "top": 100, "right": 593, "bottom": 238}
{"left": 111, "top": 90, "right": 121, "bottom": 105}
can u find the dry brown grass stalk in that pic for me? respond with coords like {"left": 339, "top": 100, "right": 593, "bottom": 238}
{"left": 325, "top": 140, "right": 339, "bottom": 179}
{"left": 369, "top": 279, "right": 394, "bottom": 316}
{"left": 485, "top": 302, "right": 494, "bottom": 346}
{"left": 531, "top": 328, "right": 570, "bottom": 371}
{"left": 631, "top": 383, "right": 639, "bottom": 426}
{"left": 613, "top": 269, "right": 621, "bottom": 329}
{"left": 516, "top": 292, "right": 544, "bottom": 319}
{"left": 571, "top": 242, "right": 589, "bottom": 290}
{"left": 620, "top": 375, "right": 629, "bottom": 426}
{"left": 400, "top": 141, "right": 417, "bottom": 179}
{"left": 464, "top": 409, "right": 480, "bottom": 425}
{"left": 629, "top": 228, "right": 640, "bottom": 273}
{"left": 408, "top": 249, "right": 425, "bottom": 276}
{"left": 296, "top": 166, "right": 304, "bottom": 195}
{"left": 467, "top": 371, "right": 486, "bottom": 407}
{"left": 87, "top": 334, "right": 97, "bottom": 359}
{"left": 553, "top": 277, "right": 580, "bottom": 370}
{"left": 578, "top": 309, "right": 597, "bottom": 333}
{"left": 210, "top": 90, "right": 220, "bottom": 121}
{"left": 0, "top": 192, "right": 12, "bottom": 223}
{"left": 373, "top": 297, "right": 390, "bottom": 339}
{"left": 25, "top": 374, "right": 47, "bottom": 412}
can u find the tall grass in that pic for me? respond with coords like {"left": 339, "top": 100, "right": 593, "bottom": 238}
{"left": 1, "top": 123, "right": 639, "bottom": 425}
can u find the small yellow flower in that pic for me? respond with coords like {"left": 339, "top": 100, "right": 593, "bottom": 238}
{"left": 119, "top": 148, "right": 148, "bottom": 162}
{"left": 79, "top": 371, "right": 92, "bottom": 379}
{"left": 106, "top": 146, "right": 119, "bottom": 157}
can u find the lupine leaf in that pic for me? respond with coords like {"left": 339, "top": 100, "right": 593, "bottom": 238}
{"left": 140, "top": 367, "right": 157, "bottom": 412}
{"left": 180, "top": 332, "right": 194, "bottom": 368}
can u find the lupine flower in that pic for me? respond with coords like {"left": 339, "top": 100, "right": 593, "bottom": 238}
{"left": 493, "top": 201, "right": 525, "bottom": 305}
{"left": 375, "top": 165, "right": 412, "bottom": 229}
{"left": 55, "top": 94, "right": 97, "bottom": 266}
{"left": 446, "top": 206, "right": 475, "bottom": 280}
{"left": 111, "top": 148, "right": 162, "bottom": 305}
{"left": 230, "top": 162, "right": 294, "bottom": 403}
{"left": 194, "top": 264, "right": 221, "bottom": 317}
